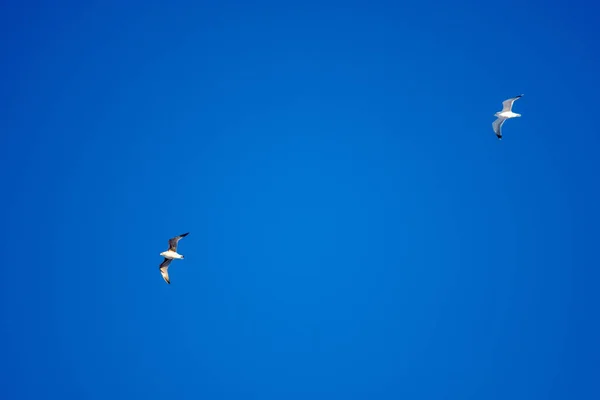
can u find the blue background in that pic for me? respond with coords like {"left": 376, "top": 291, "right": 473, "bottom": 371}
{"left": 1, "top": 0, "right": 599, "bottom": 399}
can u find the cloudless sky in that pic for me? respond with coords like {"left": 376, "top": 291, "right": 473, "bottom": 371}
{"left": 1, "top": 0, "right": 599, "bottom": 399}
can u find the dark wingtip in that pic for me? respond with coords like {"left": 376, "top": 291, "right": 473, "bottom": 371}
{"left": 180, "top": 232, "right": 190, "bottom": 237}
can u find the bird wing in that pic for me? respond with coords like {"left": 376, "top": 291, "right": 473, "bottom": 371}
{"left": 168, "top": 232, "right": 189, "bottom": 252}
{"left": 501, "top": 94, "right": 523, "bottom": 112}
{"left": 492, "top": 117, "right": 506, "bottom": 139}
{"left": 159, "top": 258, "right": 173, "bottom": 284}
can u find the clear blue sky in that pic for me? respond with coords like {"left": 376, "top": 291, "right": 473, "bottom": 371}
{"left": 2, "top": 0, "right": 599, "bottom": 399}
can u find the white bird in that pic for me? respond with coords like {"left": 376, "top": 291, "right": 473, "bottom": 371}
{"left": 159, "top": 232, "right": 189, "bottom": 284}
{"left": 492, "top": 94, "right": 523, "bottom": 140}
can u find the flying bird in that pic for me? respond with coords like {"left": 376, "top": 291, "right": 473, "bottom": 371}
{"left": 159, "top": 232, "right": 189, "bottom": 284}
{"left": 492, "top": 94, "right": 523, "bottom": 140}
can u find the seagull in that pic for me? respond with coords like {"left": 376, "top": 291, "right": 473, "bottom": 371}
{"left": 159, "top": 232, "right": 189, "bottom": 284}
{"left": 492, "top": 94, "right": 523, "bottom": 140}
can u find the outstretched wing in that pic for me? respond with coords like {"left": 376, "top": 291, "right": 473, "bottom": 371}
{"left": 159, "top": 258, "right": 173, "bottom": 284}
{"left": 493, "top": 117, "right": 506, "bottom": 139}
{"left": 501, "top": 94, "right": 523, "bottom": 112}
{"left": 168, "top": 232, "right": 189, "bottom": 252}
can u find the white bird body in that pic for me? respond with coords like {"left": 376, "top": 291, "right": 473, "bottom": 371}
{"left": 160, "top": 250, "right": 183, "bottom": 259}
{"left": 495, "top": 111, "right": 521, "bottom": 119}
